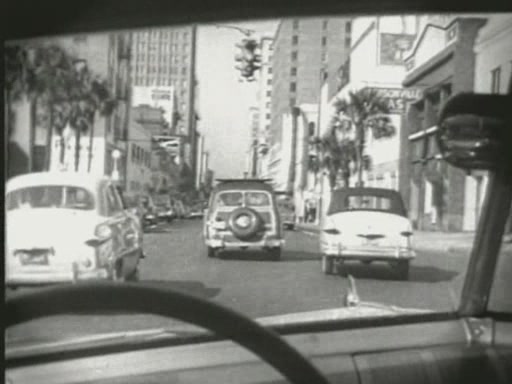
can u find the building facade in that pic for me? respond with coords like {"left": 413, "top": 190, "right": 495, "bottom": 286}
{"left": 131, "top": 26, "right": 199, "bottom": 181}
{"left": 402, "top": 16, "right": 488, "bottom": 231}
{"left": 269, "top": 18, "right": 352, "bottom": 147}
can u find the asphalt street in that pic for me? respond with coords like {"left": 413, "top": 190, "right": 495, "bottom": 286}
{"left": 6, "top": 219, "right": 472, "bottom": 343}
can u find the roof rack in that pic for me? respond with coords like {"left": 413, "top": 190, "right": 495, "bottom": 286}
{"left": 216, "top": 178, "right": 273, "bottom": 183}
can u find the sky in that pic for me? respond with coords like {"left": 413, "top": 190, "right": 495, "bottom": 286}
{"left": 196, "top": 20, "right": 278, "bottom": 179}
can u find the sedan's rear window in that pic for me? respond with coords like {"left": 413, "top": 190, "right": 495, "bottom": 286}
{"left": 328, "top": 190, "right": 406, "bottom": 217}
{"left": 6, "top": 186, "right": 95, "bottom": 211}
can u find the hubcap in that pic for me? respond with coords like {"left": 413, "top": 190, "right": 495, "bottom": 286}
{"left": 236, "top": 215, "right": 251, "bottom": 228}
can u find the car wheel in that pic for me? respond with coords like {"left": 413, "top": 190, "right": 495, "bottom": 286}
{"left": 321, "top": 255, "right": 335, "bottom": 275}
{"left": 207, "top": 246, "right": 217, "bottom": 258}
{"left": 393, "top": 260, "right": 410, "bottom": 281}
{"left": 269, "top": 247, "right": 281, "bottom": 261}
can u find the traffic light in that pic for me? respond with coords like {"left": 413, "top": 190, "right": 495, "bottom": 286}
{"left": 235, "top": 38, "right": 262, "bottom": 81}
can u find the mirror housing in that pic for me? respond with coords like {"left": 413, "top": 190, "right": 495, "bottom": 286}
{"left": 437, "top": 93, "right": 512, "bottom": 171}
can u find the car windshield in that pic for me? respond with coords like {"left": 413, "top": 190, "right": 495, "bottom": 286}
{"left": 5, "top": 13, "right": 512, "bottom": 350}
{"left": 6, "top": 186, "right": 95, "bottom": 211}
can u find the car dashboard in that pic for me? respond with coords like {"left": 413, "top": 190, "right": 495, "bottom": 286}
{"left": 6, "top": 316, "right": 512, "bottom": 384}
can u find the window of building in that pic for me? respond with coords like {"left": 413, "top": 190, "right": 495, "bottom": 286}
{"left": 290, "top": 82, "right": 296, "bottom": 92}
{"left": 266, "top": 102, "right": 271, "bottom": 108}
{"left": 491, "top": 66, "right": 501, "bottom": 93}
{"left": 131, "top": 144, "right": 136, "bottom": 160}
{"left": 345, "top": 37, "right": 351, "bottom": 48}
{"left": 345, "top": 22, "right": 351, "bottom": 34}
{"left": 266, "top": 113, "right": 271, "bottom": 119}
{"left": 291, "top": 51, "right": 298, "bottom": 61}
{"left": 322, "top": 36, "right": 327, "bottom": 46}
{"left": 266, "top": 90, "right": 272, "bottom": 97}
{"left": 293, "top": 19, "right": 299, "bottom": 30}
{"left": 268, "top": 67, "right": 272, "bottom": 74}
{"left": 182, "top": 67, "right": 187, "bottom": 75}
{"left": 292, "top": 35, "right": 298, "bottom": 45}
{"left": 291, "top": 67, "right": 297, "bottom": 76}
{"left": 323, "top": 20, "right": 328, "bottom": 30}
{"left": 267, "top": 79, "right": 272, "bottom": 85}
{"left": 290, "top": 98, "right": 296, "bottom": 106}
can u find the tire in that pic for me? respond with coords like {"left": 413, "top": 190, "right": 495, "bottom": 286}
{"left": 207, "top": 246, "right": 217, "bottom": 258}
{"left": 269, "top": 248, "right": 281, "bottom": 261}
{"left": 321, "top": 255, "right": 335, "bottom": 275}
{"left": 228, "top": 207, "right": 264, "bottom": 240}
{"left": 394, "top": 260, "right": 410, "bottom": 281}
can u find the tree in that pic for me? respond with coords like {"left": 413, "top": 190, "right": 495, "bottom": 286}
{"left": 331, "top": 88, "right": 395, "bottom": 186}
{"left": 5, "top": 43, "right": 116, "bottom": 173}
{"left": 310, "top": 129, "right": 357, "bottom": 191}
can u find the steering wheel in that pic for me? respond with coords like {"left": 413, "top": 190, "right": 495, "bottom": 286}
{"left": 6, "top": 283, "right": 329, "bottom": 384}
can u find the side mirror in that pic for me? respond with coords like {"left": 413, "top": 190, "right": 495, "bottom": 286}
{"left": 437, "top": 93, "right": 512, "bottom": 170}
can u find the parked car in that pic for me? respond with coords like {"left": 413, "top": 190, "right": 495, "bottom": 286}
{"left": 139, "top": 195, "right": 158, "bottom": 229}
{"left": 173, "top": 200, "right": 186, "bottom": 219}
{"left": 276, "top": 194, "right": 296, "bottom": 230}
{"left": 188, "top": 203, "right": 205, "bottom": 219}
{"left": 204, "top": 179, "right": 285, "bottom": 260}
{"left": 320, "top": 187, "right": 416, "bottom": 280}
{"left": 5, "top": 172, "right": 143, "bottom": 287}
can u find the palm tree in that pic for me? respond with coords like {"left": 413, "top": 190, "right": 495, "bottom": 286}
{"left": 332, "top": 88, "right": 395, "bottom": 186}
{"left": 310, "top": 129, "right": 356, "bottom": 191}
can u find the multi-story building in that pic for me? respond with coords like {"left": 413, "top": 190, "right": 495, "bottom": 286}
{"left": 269, "top": 18, "right": 352, "bottom": 145}
{"left": 256, "top": 36, "right": 274, "bottom": 164}
{"left": 267, "top": 18, "right": 352, "bottom": 189}
{"left": 246, "top": 106, "right": 260, "bottom": 176}
{"left": 402, "top": 16, "right": 488, "bottom": 231}
{"left": 125, "top": 114, "right": 153, "bottom": 197}
{"left": 131, "top": 26, "right": 199, "bottom": 180}
{"left": 45, "top": 33, "right": 132, "bottom": 186}
{"left": 132, "top": 86, "right": 178, "bottom": 133}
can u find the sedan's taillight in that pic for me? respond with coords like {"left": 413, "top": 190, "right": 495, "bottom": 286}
{"left": 401, "top": 231, "right": 413, "bottom": 237}
{"left": 324, "top": 228, "right": 341, "bottom": 235}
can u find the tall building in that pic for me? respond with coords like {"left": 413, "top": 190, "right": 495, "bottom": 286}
{"left": 131, "top": 26, "right": 199, "bottom": 180}
{"left": 269, "top": 18, "right": 352, "bottom": 146}
{"left": 246, "top": 107, "right": 260, "bottom": 176}
{"left": 257, "top": 36, "right": 274, "bottom": 151}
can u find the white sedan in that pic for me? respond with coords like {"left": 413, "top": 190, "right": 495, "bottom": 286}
{"left": 320, "top": 187, "right": 415, "bottom": 280}
{"left": 5, "top": 172, "right": 143, "bottom": 288}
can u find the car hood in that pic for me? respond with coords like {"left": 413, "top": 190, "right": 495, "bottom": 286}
{"left": 5, "top": 303, "right": 431, "bottom": 358}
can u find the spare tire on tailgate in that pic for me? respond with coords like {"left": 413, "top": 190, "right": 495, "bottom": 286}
{"left": 228, "top": 207, "right": 264, "bottom": 240}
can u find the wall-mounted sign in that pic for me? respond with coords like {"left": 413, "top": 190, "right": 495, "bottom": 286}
{"left": 379, "top": 33, "right": 416, "bottom": 66}
{"left": 366, "top": 87, "right": 423, "bottom": 114}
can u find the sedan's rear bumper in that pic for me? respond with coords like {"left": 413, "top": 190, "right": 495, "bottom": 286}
{"left": 6, "top": 266, "right": 109, "bottom": 286}
{"left": 322, "top": 243, "right": 416, "bottom": 260}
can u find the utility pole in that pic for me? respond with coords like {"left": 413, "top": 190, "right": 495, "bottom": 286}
{"left": 251, "top": 139, "right": 258, "bottom": 177}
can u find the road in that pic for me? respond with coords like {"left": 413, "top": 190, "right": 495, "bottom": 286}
{"left": 6, "top": 219, "right": 471, "bottom": 343}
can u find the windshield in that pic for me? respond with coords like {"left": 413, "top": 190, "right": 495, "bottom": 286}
{"left": 6, "top": 186, "right": 95, "bottom": 211}
{"left": 5, "top": 13, "right": 512, "bottom": 349}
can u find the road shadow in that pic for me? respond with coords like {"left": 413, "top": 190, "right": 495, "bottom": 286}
{"left": 218, "top": 250, "right": 274, "bottom": 261}
{"left": 337, "top": 262, "right": 460, "bottom": 283}
{"left": 281, "top": 250, "right": 321, "bottom": 262}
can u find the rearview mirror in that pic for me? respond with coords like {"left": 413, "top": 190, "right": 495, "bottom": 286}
{"left": 437, "top": 93, "right": 512, "bottom": 170}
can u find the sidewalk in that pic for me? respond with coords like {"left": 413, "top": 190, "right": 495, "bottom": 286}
{"left": 295, "top": 223, "right": 512, "bottom": 253}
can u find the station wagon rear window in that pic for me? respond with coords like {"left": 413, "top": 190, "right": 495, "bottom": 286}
{"left": 215, "top": 191, "right": 271, "bottom": 208}
{"left": 6, "top": 186, "right": 95, "bottom": 211}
